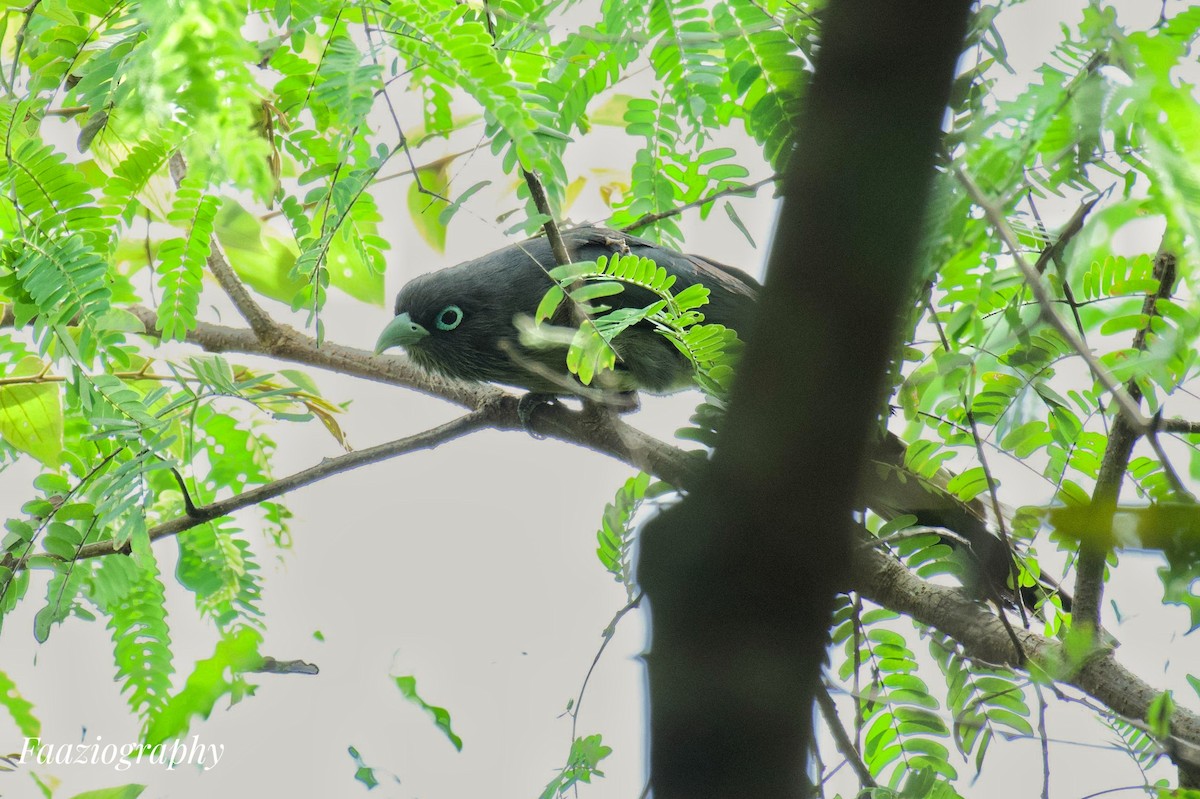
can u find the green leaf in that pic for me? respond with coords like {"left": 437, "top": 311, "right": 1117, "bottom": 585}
{"left": 216, "top": 199, "right": 384, "bottom": 307}
{"left": 145, "top": 628, "right": 263, "bottom": 745}
{"left": 569, "top": 281, "right": 626, "bottom": 303}
{"left": 0, "top": 356, "right": 63, "bottom": 467}
{"left": 393, "top": 675, "right": 463, "bottom": 751}
{"left": 1147, "top": 690, "right": 1176, "bottom": 738}
{"left": 945, "top": 466, "right": 991, "bottom": 503}
{"left": 723, "top": 200, "right": 756, "bottom": 246}
{"left": 94, "top": 555, "right": 174, "bottom": 724}
{"left": 212, "top": 199, "right": 304, "bottom": 303}
{"left": 536, "top": 284, "right": 565, "bottom": 324}
{"left": 596, "top": 472, "right": 651, "bottom": 597}
{"left": 348, "top": 745, "right": 379, "bottom": 790}
{"left": 540, "top": 734, "right": 613, "bottom": 799}
{"left": 0, "top": 669, "right": 39, "bottom": 738}
{"left": 407, "top": 161, "right": 452, "bottom": 252}
{"left": 437, "top": 180, "right": 491, "bottom": 227}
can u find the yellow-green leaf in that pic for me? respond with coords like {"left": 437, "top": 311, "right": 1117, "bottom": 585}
{"left": 407, "top": 161, "right": 452, "bottom": 253}
{"left": 0, "top": 356, "right": 63, "bottom": 468}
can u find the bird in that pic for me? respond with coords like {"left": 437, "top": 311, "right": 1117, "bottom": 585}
{"left": 375, "top": 225, "right": 1063, "bottom": 612}
{"left": 374, "top": 226, "right": 759, "bottom": 397}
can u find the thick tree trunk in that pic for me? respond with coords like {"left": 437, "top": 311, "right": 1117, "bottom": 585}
{"left": 637, "top": 3, "right": 975, "bottom": 797}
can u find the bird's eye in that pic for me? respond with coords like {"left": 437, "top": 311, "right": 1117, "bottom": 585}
{"left": 436, "top": 305, "right": 463, "bottom": 331}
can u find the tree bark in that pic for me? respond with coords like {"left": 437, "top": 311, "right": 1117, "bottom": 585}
{"left": 637, "top": 2, "right": 975, "bottom": 797}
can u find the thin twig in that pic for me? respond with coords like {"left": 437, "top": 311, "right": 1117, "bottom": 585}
{"left": 6, "top": 0, "right": 44, "bottom": 96}
{"left": 860, "top": 527, "right": 973, "bottom": 551}
{"left": 1028, "top": 192, "right": 1109, "bottom": 433}
{"left": 6, "top": 412, "right": 493, "bottom": 569}
{"left": 1145, "top": 414, "right": 1194, "bottom": 500}
{"left": 522, "top": 168, "right": 571, "bottom": 266}
{"left": 924, "top": 290, "right": 1028, "bottom": 635}
{"left": 1030, "top": 194, "right": 1102, "bottom": 276}
{"left": 815, "top": 682, "right": 876, "bottom": 789}
{"left": 966, "top": 406, "right": 1030, "bottom": 637}
{"left": 260, "top": 146, "right": 481, "bottom": 222}
{"left": 569, "top": 593, "right": 643, "bottom": 743}
{"left": 620, "top": 174, "right": 781, "bottom": 233}
{"left": 474, "top": 0, "right": 570, "bottom": 267}
{"left": 1034, "top": 681, "right": 1051, "bottom": 799}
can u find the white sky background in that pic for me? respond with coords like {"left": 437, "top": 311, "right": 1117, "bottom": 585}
{"left": 3, "top": 1, "right": 1200, "bottom": 798}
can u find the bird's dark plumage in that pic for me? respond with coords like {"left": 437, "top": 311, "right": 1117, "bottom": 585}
{"left": 377, "top": 226, "right": 759, "bottom": 395}
{"left": 377, "top": 225, "right": 1064, "bottom": 612}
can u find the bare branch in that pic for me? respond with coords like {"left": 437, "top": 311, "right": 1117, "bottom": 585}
{"left": 569, "top": 592, "right": 643, "bottom": 745}
{"left": 126, "top": 304, "right": 492, "bottom": 408}
{"left": 1161, "top": 418, "right": 1200, "bottom": 435}
{"left": 1031, "top": 194, "right": 1101, "bottom": 276}
{"left": 7, "top": 411, "right": 494, "bottom": 569}
{"left": 522, "top": 168, "right": 571, "bottom": 267}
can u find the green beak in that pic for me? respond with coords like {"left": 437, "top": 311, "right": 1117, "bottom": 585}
{"left": 375, "top": 313, "right": 429, "bottom": 354}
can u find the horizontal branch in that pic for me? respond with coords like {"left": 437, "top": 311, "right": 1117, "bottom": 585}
{"left": 1162, "top": 418, "right": 1200, "bottom": 435}
{"left": 126, "top": 305, "right": 492, "bottom": 408}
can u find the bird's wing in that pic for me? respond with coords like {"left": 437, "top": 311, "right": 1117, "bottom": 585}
{"left": 564, "top": 226, "right": 760, "bottom": 294}
{"left": 678, "top": 252, "right": 761, "bottom": 299}
{"left": 558, "top": 226, "right": 760, "bottom": 331}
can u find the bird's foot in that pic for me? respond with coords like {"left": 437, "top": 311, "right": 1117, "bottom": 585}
{"left": 517, "top": 393, "right": 560, "bottom": 438}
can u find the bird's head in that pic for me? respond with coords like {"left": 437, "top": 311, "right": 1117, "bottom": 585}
{"left": 374, "top": 260, "right": 548, "bottom": 386}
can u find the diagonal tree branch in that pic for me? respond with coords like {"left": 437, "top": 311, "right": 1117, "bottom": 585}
{"left": 850, "top": 541, "right": 1200, "bottom": 779}
{"left": 6, "top": 411, "right": 494, "bottom": 569}
{"left": 815, "top": 683, "right": 876, "bottom": 791}
{"left": 1031, "top": 194, "right": 1101, "bottom": 276}
{"left": 522, "top": 168, "right": 571, "bottom": 267}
